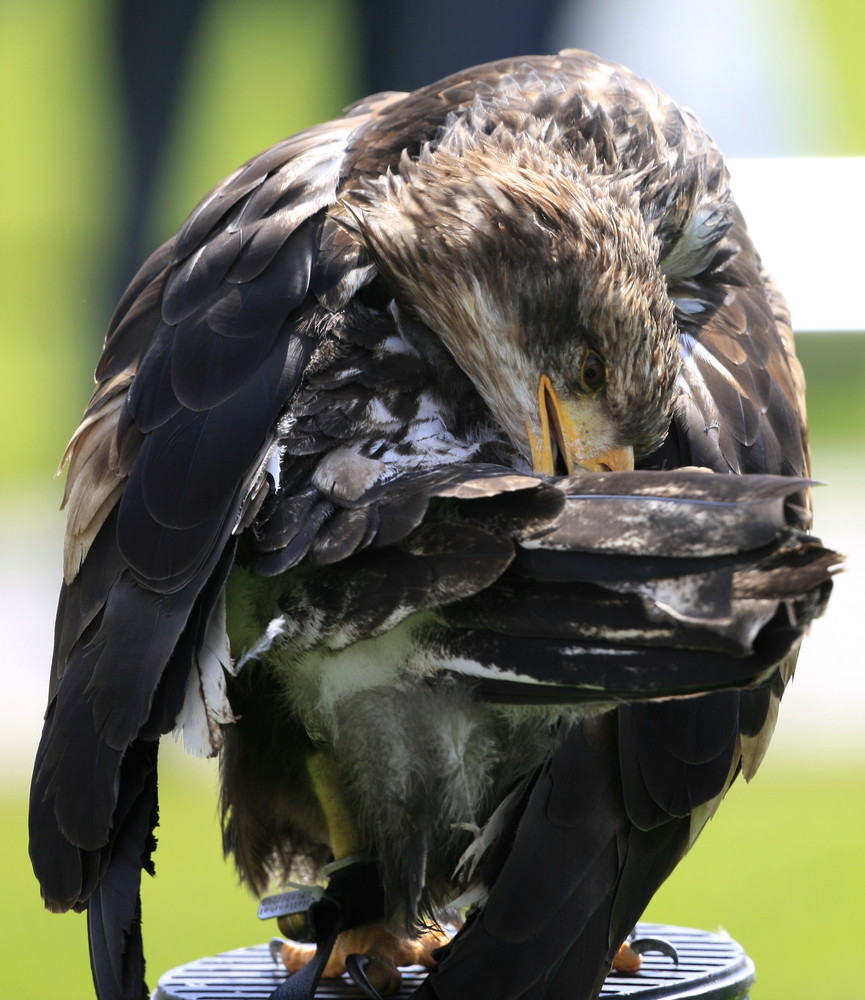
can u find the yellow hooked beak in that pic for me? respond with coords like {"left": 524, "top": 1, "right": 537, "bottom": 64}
{"left": 527, "top": 374, "right": 634, "bottom": 474}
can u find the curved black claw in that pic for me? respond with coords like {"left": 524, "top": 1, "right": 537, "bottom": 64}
{"left": 345, "top": 953, "right": 386, "bottom": 1000}
{"left": 628, "top": 936, "right": 679, "bottom": 965}
{"left": 269, "top": 938, "right": 286, "bottom": 966}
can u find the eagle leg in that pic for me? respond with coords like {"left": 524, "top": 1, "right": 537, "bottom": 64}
{"left": 307, "top": 751, "right": 362, "bottom": 860}
{"left": 275, "top": 752, "right": 450, "bottom": 994}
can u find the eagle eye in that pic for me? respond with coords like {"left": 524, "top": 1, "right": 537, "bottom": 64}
{"left": 580, "top": 351, "right": 606, "bottom": 393}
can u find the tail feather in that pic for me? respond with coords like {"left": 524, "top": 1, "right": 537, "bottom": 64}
{"left": 86, "top": 740, "right": 159, "bottom": 1000}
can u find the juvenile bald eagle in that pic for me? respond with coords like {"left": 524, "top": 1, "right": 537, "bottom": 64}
{"left": 30, "top": 50, "right": 834, "bottom": 1000}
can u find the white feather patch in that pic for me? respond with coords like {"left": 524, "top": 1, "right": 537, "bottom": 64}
{"left": 235, "top": 616, "right": 287, "bottom": 671}
{"left": 661, "top": 204, "right": 731, "bottom": 282}
{"left": 173, "top": 592, "right": 236, "bottom": 757}
{"left": 452, "top": 786, "right": 520, "bottom": 883}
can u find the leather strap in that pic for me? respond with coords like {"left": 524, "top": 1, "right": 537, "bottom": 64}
{"left": 266, "top": 858, "right": 386, "bottom": 1000}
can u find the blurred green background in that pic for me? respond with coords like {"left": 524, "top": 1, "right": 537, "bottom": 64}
{"left": 2, "top": 1, "right": 863, "bottom": 998}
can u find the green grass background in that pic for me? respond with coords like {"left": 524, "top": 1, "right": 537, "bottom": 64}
{"left": 2, "top": 1, "right": 864, "bottom": 997}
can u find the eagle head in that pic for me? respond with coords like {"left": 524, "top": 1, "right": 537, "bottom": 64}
{"left": 337, "top": 115, "right": 681, "bottom": 475}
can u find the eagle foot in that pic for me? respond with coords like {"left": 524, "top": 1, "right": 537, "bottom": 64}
{"left": 277, "top": 920, "right": 451, "bottom": 996}
{"left": 612, "top": 935, "right": 680, "bottom": 974}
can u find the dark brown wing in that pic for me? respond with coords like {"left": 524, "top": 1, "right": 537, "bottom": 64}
{"left": 29, "top": 101, "right": 406, "bottom": 1000}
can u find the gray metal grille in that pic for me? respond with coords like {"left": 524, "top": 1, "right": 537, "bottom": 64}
{"left": 153, "top": 923, "right": 754, "bottom": 1000}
